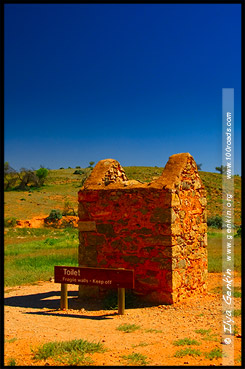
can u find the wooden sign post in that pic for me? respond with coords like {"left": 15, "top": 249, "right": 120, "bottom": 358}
{"left": 60, "top": 283, "right": 68, "bottom": 310}
{"left": 54, "top": 266, "right": 134, "bottom": 315}
{"left": 118, "top": 287, "right": 125, "bottom": 315}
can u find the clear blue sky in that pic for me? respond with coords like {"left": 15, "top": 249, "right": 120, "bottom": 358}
{"left": 4, "top": 4, "right": 241, "bottom": 174}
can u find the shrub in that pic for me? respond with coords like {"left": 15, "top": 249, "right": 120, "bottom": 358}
{"left": 4, "top": 162, "right": 18, "bottom": 190}
{"left": 73, "top": 169, "right": 84, "bottom": 175}
{"left": 45, "top": 209, "right": 62, "bottom": 223}
{"left": 4, "top": 217, "right": 18, "bottom": 227}
{"left": 60, "top": 219, "right": 76, "bottom": 228}
{"left": 235, "top": 225, "right": 241, "bottom": 237}
{"left": 207, "top": 215, "right": 223, "bottom": 229}
{"left": 215, "top": 165, "right": 227, "bottom": 174}
{"left": 62, "top": 201, "right": 76, "bottom": 216}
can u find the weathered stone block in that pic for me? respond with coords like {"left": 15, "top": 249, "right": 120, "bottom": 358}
{"left": 199, "top": 197, "right": 207, "bottom": 207}
{"left": 122, "top": 255, "right": 145, "bottom": 264}
{"left": 86, "top": 234, "right": 106, "bottom": 246}
{"left": 78, "top": 203, "right": 90, "bottom": 220}
{"left": 143, "top": 235, "right": 172, "bottom": 246}
{"left": 96, "top": 223, "right": 115, "bottom": 237}
{"left": 182, "top": 181, "right": 191, "bottom": 190}
{"left": 150, "top": 207, "right": 170, "bottom": 223}
{"left": 78, "top": 221, "right": 97, "bottom": 232}
{"left": 172, "top": 193, "right": 181, "bottom": 207}
{"left": 171, "top": 224, "right": 182, "bottom": 236}
{"left": 78, "top": 245, "right": 97, "bottom": 267}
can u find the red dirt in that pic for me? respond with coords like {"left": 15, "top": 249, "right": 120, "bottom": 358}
{"left": 16, "top": 215, "right": 79, "bottom": 228}
{"left": 4, "top": 273, "right": 241, "bottom": 366}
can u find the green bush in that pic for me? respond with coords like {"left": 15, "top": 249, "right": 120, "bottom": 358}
{"left": 46, "top": 209, "right": 62, "bottom": 223}
{"left": 207, "top": 215, "right": 223, "bottom": 229}
{"left": 4, "top": 217, "right": 18, "bottom": 227}
{"left": 235, "top": 226, "right": 241, "bottom": 237}
{"left": 73, "top": 169, "right": 84, "bottom": 175}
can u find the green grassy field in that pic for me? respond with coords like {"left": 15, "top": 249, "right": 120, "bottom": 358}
{"left": 4, "top": 166, "right": 241, "bottom": 287}
{"left": 4, "top": 228, "right": 78, "bottom": 287}
{"left": 4, "top": 227, "right": 241, "bottom": 287}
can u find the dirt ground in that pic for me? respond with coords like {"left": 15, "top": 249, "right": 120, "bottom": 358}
{"left": 4, "top": 273, "right": 241, "bottom": 366}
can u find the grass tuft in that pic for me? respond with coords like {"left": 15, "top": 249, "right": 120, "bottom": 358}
{"left": 116, "top": 323, "right": 141, "bottom": 333}
{"left": 195, "top": 328, "right": 218, "bottom": 341}
{"left": 174, "top": 348, "right": 202, "bottom": 358}
{"left": 145, "top": 328, "right": 163, "bottom": 333}
{"left": 173, "top": 338, "right": 201, "bottom": 346}
{"left": 7, "top": 358, "right": 17, "bottom": 366}
{"left": 195, "top": 328, "right": 212, "bottom": 335}
{"left": 233, "top": 290, "right": 242, "bottom": 298}
{"left": 121, "top": 352, "right": 149, "bottom": 365}
{"left": 132, "top": 342, "right": 150, "bottom": 348}
{"left": 32, "top": 339, "right": 105, "bottom": 365}
{"left": 5, "top": 338, "right": 17, "bottom": 344}
{"left": 205, "top": 348, "right": 224, "bottom": 360}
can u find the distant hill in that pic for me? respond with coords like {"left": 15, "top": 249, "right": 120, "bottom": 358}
{"left": 4, "top": 167, "right": 241, "bottom": 225}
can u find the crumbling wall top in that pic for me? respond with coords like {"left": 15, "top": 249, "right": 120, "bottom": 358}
{"left": 82, "top": 153, "right": 199, "bottom": 191}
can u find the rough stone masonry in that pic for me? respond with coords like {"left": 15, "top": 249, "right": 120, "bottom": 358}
{"left": 78, "top": 153, "right": 208, "bottom": 304}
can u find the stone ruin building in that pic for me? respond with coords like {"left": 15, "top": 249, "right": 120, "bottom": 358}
{"left": 78, "top": 153, "right": 208, "bottom": 304}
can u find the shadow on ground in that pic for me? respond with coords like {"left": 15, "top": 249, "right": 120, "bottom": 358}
{"left": 4, "top": 290, "right": 111, "bottom": 311}
{"left": 4, "top": 290, "right": 77, "bottom": 309}
{"left": 25, "top": 310, "right": 116, "bottom": 320}
{"left": 4, "top": 288, "right": 160, "bottom": 312}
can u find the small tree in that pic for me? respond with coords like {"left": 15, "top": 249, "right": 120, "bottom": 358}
{"left": 89, "top": 161, "right": 95, "bottom": 168}
{"left": 17, "top": 168, "right": 39, "bottom": 190}
{"left": 215, "top": 165, "right": 227, "bottom": 174}
{"left": 62, "top": 200, "right": 76, "bottom": 216}
{"left": 196, "top": 163, "right": 202, "bottom": 170}
{"left": 36, "top": 167, "right": 49, "bottom": 186}
{"left": 4, "top": 162, "right": 18, "bottom": 190}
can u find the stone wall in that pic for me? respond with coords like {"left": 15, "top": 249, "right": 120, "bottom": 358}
{"left": 78, "top": 153, "right": 207, "bottom": 304}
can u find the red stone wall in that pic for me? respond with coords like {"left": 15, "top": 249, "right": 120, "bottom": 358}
{"left": 78, "top": 154, "right": 207, "bottom": 304}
